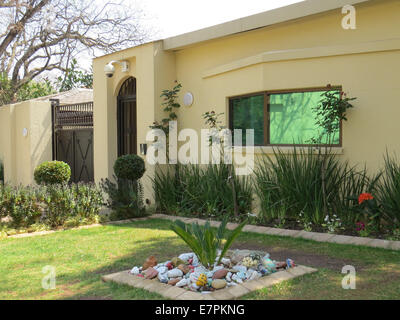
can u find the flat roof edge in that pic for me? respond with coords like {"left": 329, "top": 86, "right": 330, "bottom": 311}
{"left": 163, "top": 0, "right": 370, "bottom": 50}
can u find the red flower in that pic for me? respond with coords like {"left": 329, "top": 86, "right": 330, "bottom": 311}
{"left": 358, "top": 193, "right": 374, "bottom": 205}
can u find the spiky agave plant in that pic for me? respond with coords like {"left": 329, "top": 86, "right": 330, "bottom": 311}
{"left": 170, "top": 216, "right": 247, "bottom": 269}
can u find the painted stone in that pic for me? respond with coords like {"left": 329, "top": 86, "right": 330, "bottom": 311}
{"left": 211, "top": 279, "right": 227, "bottom": 290}
{"left": 142, "top": 256, "right": 157, "bottom": 271}
{"left": 196, "top": 273, "right": 208, "bottom": 287}
{"left": 286, "top": 259, "right": 295, "bottom": 268}
{"left": 167, "top": 268, "right": 184, "bottom": 278}
{"left": 212, "top": 269, "right": 229, "bottom": 280}
{"left": 144, "top": 267, "right": 159, "bottom": 279}
{"left": 165, "top": 262, "right": 174, "bottom": 270}
{"left": 177, "top": 264, "right": 190, "bottom": 275}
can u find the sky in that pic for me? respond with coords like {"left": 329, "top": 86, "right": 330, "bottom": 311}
{"left": 139, "top": 0, "right": 304, "bottom": 39}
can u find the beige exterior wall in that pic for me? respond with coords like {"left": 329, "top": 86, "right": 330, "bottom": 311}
{"left": 93, "top": 42, "right": 176, "bottom": 203}
{"left": 0, "top": 101, "right": 52, "bottom": 185}
{"left": 93, "top": 0, "right": 400, "bottom": 208}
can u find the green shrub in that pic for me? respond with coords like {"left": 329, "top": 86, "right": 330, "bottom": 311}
{"left": 100, "top": 177, "right": 146, "bottom": 220}
{"left": 0, "top": 184, "right": 44, "bottom": 227}
{"left": 113, "top": 154, "right": 145, "bottom": 181}
{"left": 0, "top": 183, "right": 103, "bottom": 229}
{"left": 254, "top": 147, "right": 374, "bottom": 227}
{"left": 34, "top": 161, "right": 71, "bottom": 185}
{"left": 153, "top": 163, "right": 253, "bottom": 218}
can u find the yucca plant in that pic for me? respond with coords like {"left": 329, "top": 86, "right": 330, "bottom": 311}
{"left": 375, "top": 153, "right": 400, "bottom": 228}
{"left": 170, "top": 215, "right": 247, "bottom": 269}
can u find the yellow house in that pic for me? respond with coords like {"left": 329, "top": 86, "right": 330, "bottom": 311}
{"left": 92, "top": 0, "right": 400, "bottom": 205}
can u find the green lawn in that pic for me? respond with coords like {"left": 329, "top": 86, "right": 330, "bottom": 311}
{"left": 0, "top": 219, "right": 399, "bottom": 300}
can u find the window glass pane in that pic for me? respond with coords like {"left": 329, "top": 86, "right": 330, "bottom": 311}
{"left": 269, "top": 91, "right": 340, "bottom": 145}
{"left": 231, "top": 95, "right": 264, "bottom": 146}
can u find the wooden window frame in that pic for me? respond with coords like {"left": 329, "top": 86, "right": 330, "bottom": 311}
{"left": 229, "top": 86, "right": 343, "bottom": 147}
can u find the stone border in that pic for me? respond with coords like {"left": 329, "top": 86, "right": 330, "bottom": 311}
{"left": 101, "top": 265, "right": 317, "bottom": 300}
{"left": 149, "top": 214, "right": 400, "bottom": 251}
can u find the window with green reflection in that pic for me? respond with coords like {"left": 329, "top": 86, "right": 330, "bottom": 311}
{"left": 231, "top": 94, "right": 264, "bottom": 146}
{"left": 229, "top": 89, "right": 341, "bottom": 146}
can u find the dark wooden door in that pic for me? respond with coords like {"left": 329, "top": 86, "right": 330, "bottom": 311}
{"left": 118, "top": 99, "right": 137, "bottom": 156}
{"left": 117, "top": 77, "right": 137, "bottom": 156}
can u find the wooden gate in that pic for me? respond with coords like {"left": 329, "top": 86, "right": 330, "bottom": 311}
{"left": 52, "top": 101, "right": 94, "bottom": 183}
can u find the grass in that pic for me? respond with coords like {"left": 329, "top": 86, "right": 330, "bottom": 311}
{"left": 0, "top": 219, "right": 399, "bottom": 300}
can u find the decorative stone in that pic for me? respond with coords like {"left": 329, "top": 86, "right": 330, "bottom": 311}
{"left": 165, "top": 262, "right": 174, "bottom": 270}
{"left": 178, "top": 253, "right": 194, "bottom": 263}
{"left": 212, "top": 269, "right": 229, "bottom": 280}
{"left": 196, "top": 273, "right": 208, "bottom": 287}
{"left": 232, "top": 265, "right": 247, "bottom": 273}
{"left": 221, "top": 258, "right": 231, "bottom": 266}
{"left": 171, "top": 257, "right": 186, "bottom": 267}
{"left": 189, "top": 283, "right": 200, "bottom": 292}
{"left": 249, "top": 270, "right": 261, "bottom": 281}
{"left": 231, "top": 274, "right": 243, "bottom": 283}
{"left": 177, "top": 264, "right": 190, "bottom": 275}
{"left": 189, "top": 272, "right": 199, "bottom": 283}
{"left": 286, "top": 259, "right": 295, "bottom": 268}
{"left": 158, "top": 272, "right": 169, "bottom": 283}
{"left": 263, "top": 259, "right": 277, "bottom": 273}
{"left": 213, "top": 265, "right": 224, "bottom": 272}
{"left": 167, "top": 268, "right": 184, "bottom": 278}
{"left": 142, "top": 256, "right": 157, "bottom": 271}
{"left": 168, "top": 278, "right": 182, "bottom": 286}
{"left": 194, "top": 266, "right": 208, "bottom": 274}
{"left": 276, "top": 261, "right": 287, "bottom": 270}
{"left": 211, "top": 279, "right": 227, "bottom": 290}
{"left": 155, "top": 266, "right": 168, "bottom": 274}
{"left": 144, "top": 267, "right": 159, "bottom": 279}
{"left": 130, "top": 267, "right": 140, "bottom": 275}
{"left": 176, "top": 278, "right": 190, "bottom": 287}
{"left": 237, "top": 271, "right": 247, "bottom": 280}
{"left": 226, "top": 272, "right": 232, "bottom": 282}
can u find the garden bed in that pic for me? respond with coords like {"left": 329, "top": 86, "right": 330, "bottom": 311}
{"left": 103, "top": 249, "right": 317, "bottom": 300}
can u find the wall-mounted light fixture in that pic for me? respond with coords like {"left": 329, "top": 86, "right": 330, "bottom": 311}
{"left": 140, "top": 143, "right": 148, "bottom": 156}
{"left": 183, "top": 92, "right": 194, "bottom": 107}
{"left": 104, "top": 60, "right": 130, "bottom": 78}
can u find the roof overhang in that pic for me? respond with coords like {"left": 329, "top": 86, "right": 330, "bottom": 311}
{"left": 163, "top": 0, "right": 370, "bottom": 50}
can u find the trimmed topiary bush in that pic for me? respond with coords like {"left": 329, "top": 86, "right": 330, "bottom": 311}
{"left": 34, "top": 161, "right": 71, "bottom": 185}
{"left": 113, "top": 154, "right": 145, "bottom": 181}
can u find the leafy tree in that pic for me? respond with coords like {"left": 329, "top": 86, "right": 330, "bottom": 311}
{"left": 0, "top": 72, "right": 54, "bottom": 105}
{"left": 57, "top": 59, "right": 93, "bottom": 92}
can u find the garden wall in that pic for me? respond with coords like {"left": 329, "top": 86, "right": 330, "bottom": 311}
{"left": 0, "top": 100, "right": 52, "bottom": 185}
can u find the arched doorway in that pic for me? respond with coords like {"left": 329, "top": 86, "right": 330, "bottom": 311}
{"left": 117, "top": 77, "right": 137, "bottom": 156}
